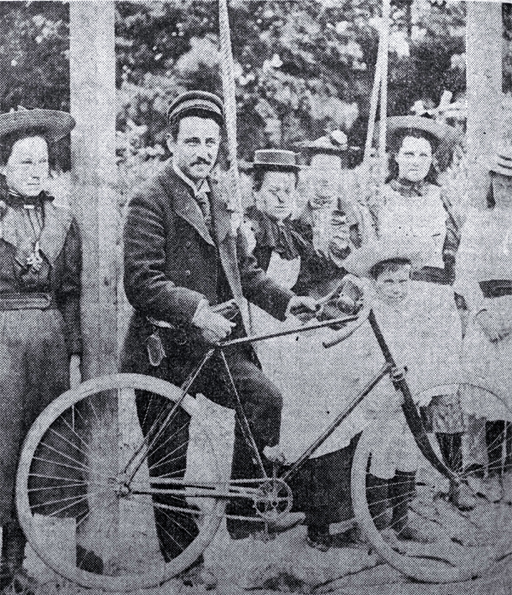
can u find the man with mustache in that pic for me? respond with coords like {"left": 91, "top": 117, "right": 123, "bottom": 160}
{"left": 121, "top": 91, "right": 316, "bottom": 588}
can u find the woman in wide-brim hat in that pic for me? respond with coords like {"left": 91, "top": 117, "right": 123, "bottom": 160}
{"left": 0, "top": 107, "right": 91, "bottom": 588}
{"left": 376, "top": 115, "right": 463, "bottom": 284}
{"left": 373, "top": 114, "right": 476, "bottom": 510}
{"left": 455, "top": 146, "right": 512, "bottom": 504}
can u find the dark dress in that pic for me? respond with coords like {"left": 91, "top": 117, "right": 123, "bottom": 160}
{"left": 245, "top": 207, "right": 358, "bottom": 531}
{"left": 0, "top": 181, "right": 82, "bottom": 524}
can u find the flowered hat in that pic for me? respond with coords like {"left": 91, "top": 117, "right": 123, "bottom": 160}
{"left": 384, "top": 115, "right": 461, "bottom": 151}
{"left": 300, "top": 129, "right": 359, "bottom": 158}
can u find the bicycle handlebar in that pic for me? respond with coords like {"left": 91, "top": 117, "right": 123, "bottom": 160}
{"left": 219, "top": 313, "right": 360, "bottom": 348}
{"left": 322, "top": 302, "right": 371, "bottom": 348}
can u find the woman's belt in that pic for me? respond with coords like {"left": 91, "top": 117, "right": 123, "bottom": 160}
{"left": 0, "top": 293, "right": 57, "bottom": 310}
{"left": 479, "top": 280, "right": 512, "bottom": 299}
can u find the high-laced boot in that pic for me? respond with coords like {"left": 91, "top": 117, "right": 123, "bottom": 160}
{"left": 437, "top": 432, "right": 476, "bottom": 510}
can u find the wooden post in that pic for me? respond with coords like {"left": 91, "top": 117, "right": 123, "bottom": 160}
{"left": 69, "top": 1, "right": 118, "bottom": 564}
{"left": 466, "top": 2, "right": 503, "bottom": 209}
{"left": 70, "top": 1, "right": 117, "bottom": 378}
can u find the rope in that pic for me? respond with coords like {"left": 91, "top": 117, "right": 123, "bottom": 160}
{"left": 360, "top": 0, "right": 392, "bottom": 241}
{"left": 378, "top": 0, "right": 391, "bottom": 189}
{"left": 218, "top": 0, "right": 243, "bottom": 223}
{"left": 363, "top": 40, "right": 382, "bottom": 167}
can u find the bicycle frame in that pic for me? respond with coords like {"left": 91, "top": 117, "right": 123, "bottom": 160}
{"left": 122, "top": 307, "right": 457, "bottom": 500}
{"left": 221, "top": 307, "right": 458, "bottom": 485}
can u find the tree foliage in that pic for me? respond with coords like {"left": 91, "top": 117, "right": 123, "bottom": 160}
{"left": 0, "top": 2, "right": 70, "bottom": 168}
{"left": 115, "top": 0, "right": 476, "bottom": 165}
{"left": 0, "top": 2, "right": 69, "bottom": 112}
{"left": 0, "top": 1, "right": 509, "bottom": 173}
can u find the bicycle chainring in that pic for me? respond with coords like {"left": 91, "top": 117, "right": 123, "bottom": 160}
{"left": 253, "top": 477, "right": 293, "bottom": 524}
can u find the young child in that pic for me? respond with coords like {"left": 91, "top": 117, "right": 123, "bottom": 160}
{"left": 341, "top": 238, "right": 466, "bottom": 541}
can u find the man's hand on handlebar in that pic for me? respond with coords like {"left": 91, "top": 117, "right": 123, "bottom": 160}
{"left": 316, "top": 276, "right": 365, "bottom": 329}
{"left": 192, "top": 300, "right": 236, "bottom": 344}
{"left": 288, "top": 295, "right": 320, "bottom": 322}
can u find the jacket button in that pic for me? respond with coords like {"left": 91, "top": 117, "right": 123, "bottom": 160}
{"left": 185, "top": 240, "right": 192, "bottom": 248}
{"left": 185, "top": 269, "right": 191, "bottom": 276}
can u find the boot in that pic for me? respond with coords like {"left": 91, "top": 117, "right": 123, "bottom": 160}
{"left": 366, "top": 474, "right": 390, "bottom": 531}
{"left": 0, "top": 519, "right": 30, "bottom": 594}
{"left": 389, "top": 471, "right": 433, "bottom": 543}
{"left": 449, "top": 480, "right": 476, "bottom": 511}
{"left": 306, "top": 524, "right": 331, "bottom": 552}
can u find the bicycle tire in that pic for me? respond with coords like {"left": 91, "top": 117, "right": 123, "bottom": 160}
{"left": 16, "top": 373, "right": 224, "bottom": 592}
{"left": 352, "top": 382, "right": 512, "bottom": 583}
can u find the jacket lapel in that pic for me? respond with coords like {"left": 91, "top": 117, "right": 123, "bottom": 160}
{"left": 160, "top": 164, "right": 244, "bottom": 302}
{"left": 210, "top": 181, "right": 232, "bottom": 245}
{"left": 159, "top": 165, "right": 215, "bottom": 246}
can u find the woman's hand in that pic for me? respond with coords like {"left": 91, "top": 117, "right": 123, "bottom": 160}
{"left": 476, "top": 310, "right": 510, "bottom": 342}
{"left": 69, "top": 354, "right": 82, "bottom": 389}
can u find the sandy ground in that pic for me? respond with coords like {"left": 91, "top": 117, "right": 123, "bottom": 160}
{"left": 18, "top": 395, "right": 512, "bottom": 595}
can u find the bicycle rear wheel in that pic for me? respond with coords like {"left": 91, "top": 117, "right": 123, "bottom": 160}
{"left": 352, "top": 383, "right": 512, "bottom": 583}
{"left": 16, "top": 373, "right": 224, "bottom": 592}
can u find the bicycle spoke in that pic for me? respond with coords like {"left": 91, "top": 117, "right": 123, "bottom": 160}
{"left": 150, "top": 467, "right": 187, "bottom": 478}
{"left": 35, "top": 440, "right": 99, "bottom": 475}
{"left": 17, "top": 374, "right": 224, "bottom": 590}
{"left": 31, "top": 455, "right": 113, "bottom": 480}
{"left": 27, "top": 480, "right": 104, "bottom": 492}
{"left": 47, "top": 423, "right": 107, "bottom": 471}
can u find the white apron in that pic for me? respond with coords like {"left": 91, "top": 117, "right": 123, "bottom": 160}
{"left": 379, "top": 184, "right": 447, "bottom": 269}
{"left": 276, "top": 282, "right": 461, "bottom": 463}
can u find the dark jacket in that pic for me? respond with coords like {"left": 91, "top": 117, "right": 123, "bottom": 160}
{"left": 245, "top": 206, "right": 346, "bottom": 299}
{"left": 0, "top": 190, "right": 82, "bottom": 355}
{"left": 121, "top": 163, "right": 294, "bottom": 374}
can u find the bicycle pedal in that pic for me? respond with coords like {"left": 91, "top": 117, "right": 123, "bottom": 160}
{"left": 255, "top": 524, "right": 276, "bottom": 543}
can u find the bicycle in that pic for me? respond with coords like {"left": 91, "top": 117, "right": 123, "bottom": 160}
{"left": 15, "top": 299, "right": 512, "bottom": 591}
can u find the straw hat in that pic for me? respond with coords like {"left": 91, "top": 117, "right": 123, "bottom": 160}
{"left": 378, "top": 115, "right": 461, "bottom": 152}
{"left": 252, "top": 149, "right": 300, "bottom": 170}
{"left": 0, "top": 107, "right": 75, "bottom": 144}
{"left": 342, "top": 237, "right": 429, "bottom": 278}
{"left": 489, "top": 146, "right": 512, "bottom": 178}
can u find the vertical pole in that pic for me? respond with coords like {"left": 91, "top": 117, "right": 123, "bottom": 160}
{"left": 466, "top": 2, "right": 503, "bottom": 209}
{"left": 70, "top": 1, "right": 117, "bottom": 378}
{"left": 378, "top": 0, "right": 391, "bottom": 190}
{"left": 69, "top": 0, "right": 118, "bottom": 564}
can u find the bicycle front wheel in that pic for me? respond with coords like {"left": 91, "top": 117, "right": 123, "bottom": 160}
{"left": 16, "top": 373, "right": 224, "bottom": 592}
{"left": 352, "top": 383, "right": 512, "bottom": 583}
